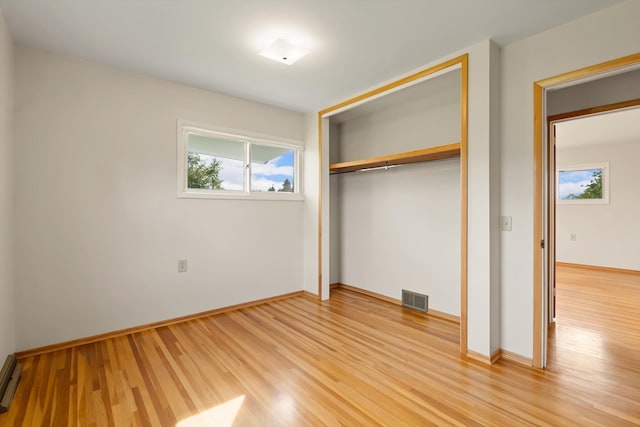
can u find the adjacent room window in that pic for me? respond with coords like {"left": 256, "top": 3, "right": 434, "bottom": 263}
{"left": 557, "top": 162, "right": 609, "bottom": 204}
{"left": 177, "top": 120, "right": 302, "bottom": 199}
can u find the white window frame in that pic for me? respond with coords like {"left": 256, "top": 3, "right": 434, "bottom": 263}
{"left": 177, "top": 119, "right": 303, "bottom": 200}
{"left": 556, "top": 162, "right": 609, "bottom": 204}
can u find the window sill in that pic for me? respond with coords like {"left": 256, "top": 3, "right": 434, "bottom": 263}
{"left": 178, "top": 190, "right": 303, "bottom": 201}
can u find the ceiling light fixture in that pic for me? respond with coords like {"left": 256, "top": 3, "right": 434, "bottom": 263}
{"left": 259, "top": 38, "right": 310, "bottom": 65}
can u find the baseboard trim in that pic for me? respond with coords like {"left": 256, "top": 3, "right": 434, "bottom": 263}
{"left": 556, "top": 262, "right": 640, "bottom": 276}
{"left": 466, "top": 349, "right": 533, "bottom": 367}
{"left": 425, "top": 308, "right": 460, "bottom": 324}
{"left": 337, "top": 283, "right": 400, "bottom": 305}
{"left": 302, "top": 290, "right": 320, "bottom": 301}
{"left": 500, "top": 349, "right": 533, "bottom": 367}
{"left": 465, "top": 349, "right": 501, "bottom": 365}
{"left": 464, "top": 348, "right": 539, "bottom": 368}
{"left": 333, "top": 283, "right": 460, "bottom": 324}
{"left": 15, "top": 290, "right": 306, "bottom": 360}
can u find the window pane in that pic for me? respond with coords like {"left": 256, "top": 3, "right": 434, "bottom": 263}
{"left": 558, "top": 168, "right": 602, "bottom": 200}
{"left": 187, "top": 134, "right": 245, "bottom": 191}
{"left": 251, "top": 145, "right": 295, "bottom": 193}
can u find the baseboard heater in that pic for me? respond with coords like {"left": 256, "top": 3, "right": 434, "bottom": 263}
{"left": 402, "top": 289, "right": 428, "bottom": 312}
{"left": 0, "top": 354, "right": 22, "bottom": 413}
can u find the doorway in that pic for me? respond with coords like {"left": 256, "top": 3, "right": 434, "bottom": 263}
{"left": 546, "top": 105, "right": 640, "bottom": 373}
{"left": 533, "top": 52, "right": 640, "bottom": 368}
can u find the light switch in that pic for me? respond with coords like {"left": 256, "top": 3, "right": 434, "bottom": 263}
{"left": 501, "top": 216, "right": 512, "bottom": 231}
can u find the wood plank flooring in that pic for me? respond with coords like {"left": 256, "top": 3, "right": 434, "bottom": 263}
{"left": 546, "top": 265, "right": 640, "bottom": 425}
{"left": 1, "top": 267, "right": 639, "bottom": 426}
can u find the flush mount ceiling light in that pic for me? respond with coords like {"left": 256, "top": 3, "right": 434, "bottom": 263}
{"left": 259, "top": 38, "right": 310, "bottom": 65}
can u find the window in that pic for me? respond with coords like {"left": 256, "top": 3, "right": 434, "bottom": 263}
{"left": 557, "top": 162, "right": 609, "bottom": 204}
{"left": 177, "top": 120, "right": 302, "bottom": 200}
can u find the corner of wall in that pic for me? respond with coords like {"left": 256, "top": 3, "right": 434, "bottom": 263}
{"left": 489, "top": 40, "right": 502, "bottom": 354}
{"left": 0, "top": 6, "right": 15, "bottom": 357}
{"left": 302, "top": 112, "right": 319, "bottom": 295}
{"left": 466, "top": 40, "right": 502, "bottom": 357}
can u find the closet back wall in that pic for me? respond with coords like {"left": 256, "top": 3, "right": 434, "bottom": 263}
{"left": 335, "top": 71, "right": 460, "bottom": 162}
{"left": 335, "top": 161, "right": 461, "bottom": 315}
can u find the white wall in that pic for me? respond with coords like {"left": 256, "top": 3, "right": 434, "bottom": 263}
{"left": 547, "top": 69, "right": 640, "bottom": 116}
{"left": 14, "top": 46, "right": 306, "bottom": 350}
{"left": 466, "top": 40, "right": 502, "bottom": 356}
{"left": 556, "top": 140, "right": 640, "bottom": 270}
{"left": 336, "top": 161, "right": 461, "bottom": 315}
{"left": 329, "top": 176, "right": 341, "bottom": 285}
{"left": 335, "top": 70, "right": 460, "bottom": 162}
{"left": 329, "top": 123, "right": 341, "bottom": 285}
{"left": 0, "top": 8, "right": 14, "bottom": 358}
{"left": 500, "top": 0, "right": 640, "bottom": 358}
{"left": 489, "top": 42, "right": 502, "bottom": 354}
{"left": 302, "top": 112, "right": 319, "bottom": 295}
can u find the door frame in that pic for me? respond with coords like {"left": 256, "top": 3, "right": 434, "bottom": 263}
{"left": 533, "top": 52, "right": 640, "bottom": 368}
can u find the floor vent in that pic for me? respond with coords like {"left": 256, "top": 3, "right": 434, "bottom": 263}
{"left": 0, "top": 354, "right": 22, "bottom": 413}
{"left": 402, "top": 289, "right": 428, "bottom": 312}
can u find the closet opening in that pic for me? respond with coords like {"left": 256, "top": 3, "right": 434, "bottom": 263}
{"left": 318, "top": 54, "right": 468, "bottom": 354}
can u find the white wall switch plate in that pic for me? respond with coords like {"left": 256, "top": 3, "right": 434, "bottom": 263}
{"left": 501, "top": 216, "right": 512, "bottom": 231}
{"left": 178, "top": 259, "right": 188, "bottom": 273}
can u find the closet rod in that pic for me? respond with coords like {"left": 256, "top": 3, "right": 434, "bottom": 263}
{"left": 330, "top": 162, "right": 401, "bottom": 174}
{"left": 359, "top": 162, "right": 399, "bottom": 172}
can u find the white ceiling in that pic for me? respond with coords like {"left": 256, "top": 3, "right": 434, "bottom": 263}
{"left": 0, "top": 0, "right": 626, "bottom": 112}
{"left": 555, "top": 107, "right": 640, "bottom": 148}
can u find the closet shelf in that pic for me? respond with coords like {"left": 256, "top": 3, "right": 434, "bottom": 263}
{"left": 329, "top": 142, "right": 460, "bottom": 174}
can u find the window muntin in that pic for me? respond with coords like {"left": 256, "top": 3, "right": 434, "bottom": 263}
{"left": 178, "top": 121, "right": 302, "bottom": 199}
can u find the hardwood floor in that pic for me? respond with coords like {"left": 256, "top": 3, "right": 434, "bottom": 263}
{"left": 1, "top": 270, "right": 639, "bottom": 426}
{"left": 546, "top": 265, "right": 640, "bottom": 425}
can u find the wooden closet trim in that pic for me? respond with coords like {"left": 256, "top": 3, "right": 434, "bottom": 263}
{"left": 548, "top": 98, "right": 640, "bottom": 123}
{"left": 317, "top": 54, "right": 469, "bottom": 356}
{"left": 329, "top": 142, "right": 461, "bottom": 174}
{"left": 532, "top": 52, "right": 640, "bottom": 368}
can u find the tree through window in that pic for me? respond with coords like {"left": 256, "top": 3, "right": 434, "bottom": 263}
{"left": 178, "top": 121, "right": 302, "bottom": 200}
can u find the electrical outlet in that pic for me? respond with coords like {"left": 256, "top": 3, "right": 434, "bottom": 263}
{"left": 178, "top": 259, "right": 188, "bottom": 273}
{"left": 501, "top": 216, "right": 512, "bottom": 231}
{"left": 570, "top": 234, "right": 576, "bottom": 241}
